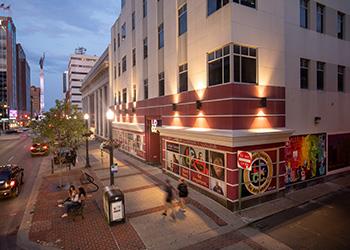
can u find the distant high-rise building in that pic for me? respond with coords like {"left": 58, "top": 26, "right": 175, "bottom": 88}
{"left": 63, "top": 71, "right": 68, "bottom": 93}
{"left": 16, "top": 43, "right": 30, "bottom": 115}
{"left": 30, "top": 86, "right": 40, "bottom": 118}
{"left": 0, "top": 16, "right": 17, "bottom": 117}
{"left": 67, "top": 50, "right": 98, "bottom": 111}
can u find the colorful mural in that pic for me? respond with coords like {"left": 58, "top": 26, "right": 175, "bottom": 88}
{"left": 165, "top": 141, "right": 226, "bottom": 197}
{"left": 285, "top": 134, "right": 326, "bottom": 184}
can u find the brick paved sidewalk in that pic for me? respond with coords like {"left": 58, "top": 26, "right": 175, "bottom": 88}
{"left": 28, "top": 168, "right": 145, "bottom": 250}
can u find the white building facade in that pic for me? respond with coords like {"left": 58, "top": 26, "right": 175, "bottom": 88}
{"left": 81, "top": 47, "right": 110, "bottom": 139}
{"left": 109, "top": 0, "right": 350, "bottom": 209}
{"left": 67, "top": 53, "right": 98, "bottom": 111}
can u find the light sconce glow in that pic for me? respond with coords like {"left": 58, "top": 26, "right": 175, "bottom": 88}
{"left": 195, "top": 80, "right": 206, "bottom": 100}
{"left": 83, "top": 113, "right": 89, "bottom": 120}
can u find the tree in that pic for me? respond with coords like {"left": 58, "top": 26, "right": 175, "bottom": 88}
{"left": 30, "top": 100, "right": 87, "bottom": 150}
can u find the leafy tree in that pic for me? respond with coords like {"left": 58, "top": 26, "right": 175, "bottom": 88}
{"left": 30, "top": 100, "right": 87, "bottom": 151}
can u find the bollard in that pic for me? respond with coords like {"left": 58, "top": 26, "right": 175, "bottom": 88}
{"left": 51, "top": 159, "right": 54, "bottom": 174}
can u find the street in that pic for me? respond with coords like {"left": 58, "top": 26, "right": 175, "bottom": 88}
{"left": 0, "top": 133, "right": 45, "bottom": 250}
{"left": 250, "top": 187, "right": 350, "bottom": 249}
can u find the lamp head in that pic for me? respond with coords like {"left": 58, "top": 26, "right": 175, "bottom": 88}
{"left": 84, "top": 113, "right": 89, "bottom": 120}
{"left": 106, "top": 109, "right": 114, "bottom": 120}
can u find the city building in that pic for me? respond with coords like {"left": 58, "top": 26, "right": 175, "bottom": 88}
{"left": 66, "top": 48, "right": 98, "bottom": 111}
{"left": 30, "top": 86, "right": 40, "bottom": 118}
{"left": 0, "top": 16, "right": 17, "bottom": 126}
{"left": 16, "top": 43, "right": 31, "bottom": 116}
{"left": 109, "top": 0, "right": 350, "bottom": 209}
{"left": 81, "top": 47, "right": 110, "bottom": 138}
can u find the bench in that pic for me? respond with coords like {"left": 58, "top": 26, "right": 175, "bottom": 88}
{"left": 68, "top": 201, "right": 85, "bottom": 221}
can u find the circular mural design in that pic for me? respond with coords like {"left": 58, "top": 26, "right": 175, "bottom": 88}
{"left": 243, "top": 151, "right": 273, "bottom": 195}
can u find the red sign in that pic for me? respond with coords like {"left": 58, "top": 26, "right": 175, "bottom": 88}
{"left": 190, "top": 171, "right": 209, "bottom": 188}
{"left": 237, "top": 150, "right": 252, "bottom": 171}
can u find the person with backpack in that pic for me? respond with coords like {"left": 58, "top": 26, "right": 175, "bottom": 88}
{"left": 177, "top": 178, "right": 188, "bottom": 212}
{"left": 162, "top": 179, "right": 176, "bottom": 220}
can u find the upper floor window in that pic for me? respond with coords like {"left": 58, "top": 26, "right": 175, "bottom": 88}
{"left": 337, "top": 12, "right": 345, "bottom": 39}
{"left": 300, "top": 58, "right": 309, "bottom": 89}
{"left": 113, "top": 38, "right": 116, "bottom": 51}
{"left": 208, "top": 0, "right": 229, "bottom": 16}
{"left": 122, "top": 88, "right": 127, "bottom": 103}
{"left": 338, "top": 65, "right": 345, "bottom": 92}
{"left": 178, "top": 4, "right": 187, "bottom": 36}
{"left": 208, "top": 45, "right": 230, "bottom": 86}
{"left": 133, "top": 85, "right": 136, "bottom": 102}
{"left": 316, "top": 3, "right": 324, "bottom": 33}
{"left": 144, "top": 79, "right": 148, "bottom": 99}
{"left": 122, "top": 56, "right": 127, "bottom": 73}
{"left": 233, "top": 44, "right": 256, "bottom": 83}
{"left": 121, "top": 23, "right": 126, "bottom": 40}
{"left": 179, "top": 63, "right": 188, "bottom": 93}
{"left": 143, "top": 0, "right": 147, "bottom": 18}
{"left": 121, "top": 0, "right": 125, "bottom": 9}
{"left": 300, "top": 0, "right": 309, "bottom": 29}
{"left": 132, "top": 12, "right": 135, "bottom": 30}
{"left": 317, "top": 61, "right": 324, "bottom": 90}
{"left": 143, "top": 37, "right": 148, "bottom": 59}
{"left": 233, "top": 0, "right": 256, "bottom": 9}
{"left": 159, "top": 72, "right": 165, "bottom": 96}
{"left": 118, "top": 62, "right": 121, "bottom": 76}
{"left": 117, "top": 33, "right": 120, "bottom": 47}
{"left": 158, "top": 23, "right": 164, "bottom": 49}
{"left": 118, "top": 91, "right": 121, "bottom": 104}
{"left": 132, "top": 48, "right": 136, "bottom": 67}
{"left": 114, "top": 66, "right": 117, "bottom": 79}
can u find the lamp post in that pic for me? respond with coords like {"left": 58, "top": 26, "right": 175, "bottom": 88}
{"left": 106, "top": 108, "right": 115, "bottom": 185}
{"left": 84, "top": 113, "right": 91, "bottom": 168}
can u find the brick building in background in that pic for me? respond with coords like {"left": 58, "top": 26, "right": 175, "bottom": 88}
{"left": 16, "top": 43, "right": 31, "bottom": 117}
{"left": 30, "top": 86, "right": 40, "bottom": 118}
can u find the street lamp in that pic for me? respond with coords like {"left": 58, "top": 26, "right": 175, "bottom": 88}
{"left": 106, "top": 108, "right": 115, "bottom": 185}
{"left": 84, "top": 113, "right": 91, "bottom": 168}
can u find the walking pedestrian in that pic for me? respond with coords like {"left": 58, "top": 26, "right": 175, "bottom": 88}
{"left": 177, "top": 178, "right": 188, "bottom": 212}
{"left": 162, "top": 179, "right": 176, "bottom": 220}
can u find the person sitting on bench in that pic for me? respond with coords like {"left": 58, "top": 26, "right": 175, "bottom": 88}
{"left": 61, "top": 187, "right": 86, "bottom": 218}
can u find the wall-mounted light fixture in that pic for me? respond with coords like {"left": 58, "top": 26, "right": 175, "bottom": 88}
{"left": 314, "top": 116, "right": 321, "bottom": 125}
{"left": 259, "top": 97, "right": 267, "bottom": 108}
{"left": 132, "top": 107, "right": 136, "bottom": 113}
{"left": 196, "top": 100, "right": 202, "bottom": 110}
{"left": 172, "top": 103, "right": 177, "bottom": 111}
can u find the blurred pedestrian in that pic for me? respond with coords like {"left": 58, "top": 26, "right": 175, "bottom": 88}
{"left": 177, "top": 178, "right": 188, "bottom": 212}
{"left": 162, "top": 179, "right": 176, "bottom": 220}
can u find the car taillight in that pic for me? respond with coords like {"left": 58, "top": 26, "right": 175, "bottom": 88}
{"left": 10, "top": 180, "right": 15, "bottom": 187}
{"left": 30, "top": 146, "right": 35, "bottom": 150}
{"left": 43, "top": 146, "right": 48, "bottom": 149}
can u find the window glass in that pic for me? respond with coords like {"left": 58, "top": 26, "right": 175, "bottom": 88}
{"left": 179, "top": 64, "right": 188, "bottom": 92}
{"left": 158, "top": 23, "right": 164, "bottom": 49}
{"left": 316, "top": 4, "right": 324, "bottom": 33}
{"left": 144, "top": 79, "right": 148, "bottom": 99}
{"left": 179, "top": 4, "right": 187, "bottom": 36}
{"left": 300, "top": 0, "right": 308, "bottom": 28}
{"left": 159, "top": 72, "right": 165, "bottom": 96}
{"left": 317, "top": 62, "right": 324, "bottom": 90}
{"left": 143, "top": 0, "right": 147, "bottom": 18}
{"left": 338, "top": 66, "right": 345, "bottom": 92}
{"left": 337, "top": 12, "right": 344, "bottom": 39}
{"left": 209, "top": 59, "right": 223, "bottom": 86}
{"left": 143, "top": 37, "right": 148, "bottom": 59}
{"left": 132, "top": 12, "right": 135, "bottom": 30}
{"left": 241, "top": 57, "right": 256, "bottom": 83}
{"left": 300, "top": 58, "right": 309, "bottom": 89}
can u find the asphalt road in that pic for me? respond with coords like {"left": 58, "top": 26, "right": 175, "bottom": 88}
{"left": 251, "top": 187, "right": 350, "bottom": 250}
{"left": 0, "top": 133, "right": 45, "bottom": 250}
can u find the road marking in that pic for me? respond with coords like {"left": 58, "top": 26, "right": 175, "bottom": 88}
{"left": 8, "top": 156, "right": 14, "bottom": 162}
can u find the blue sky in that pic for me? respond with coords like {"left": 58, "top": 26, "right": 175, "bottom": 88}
{"left": 3, "top": 0, "right": 120, "bottom": 110}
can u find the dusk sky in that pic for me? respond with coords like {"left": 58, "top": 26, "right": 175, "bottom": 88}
{"left": 4, "top": 0, "right": 121, "bottom": 110}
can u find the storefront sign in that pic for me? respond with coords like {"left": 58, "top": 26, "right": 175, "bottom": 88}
{"left": 9, "top": 110, "right": 17, "bottom": 120}
{"left": 243, "top": 151, "right": 273, "bottom": 196}
{"left": 237, "top": 150, "right": 252, "bottom": 171}
{"left": 190, "top": 171, "right": 209, "bottom": 188}
{"left": 151, "top": 119, "right": 162, "bottom": 133}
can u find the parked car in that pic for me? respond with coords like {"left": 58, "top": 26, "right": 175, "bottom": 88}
{"left": 5, "top": 129, "right": 18, "bottom": 134}
{"left": 30, "top": 143, "right": 49, "bottom": 156}
{"left": 0, "top": 164, "right": 24, "bottom": 198}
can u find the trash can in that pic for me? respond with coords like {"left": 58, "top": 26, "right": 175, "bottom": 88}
{"left": 102, "top": 186, "right": 126, "bottom": 225}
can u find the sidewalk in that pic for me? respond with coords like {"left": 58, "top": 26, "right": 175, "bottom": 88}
{"left": 17, "top": 140, "right": 350, "bottom": 250}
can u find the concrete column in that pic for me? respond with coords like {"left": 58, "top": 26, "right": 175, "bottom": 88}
{"left": 309, "top": 0, "right": 316, "bottom": 31}
{"left": 309, "top": 60, "right": 317, "bottom": 90}
{"left": 325, "top": 63, "right": 337, "bottom": 92}
{"left": 325, "top": 7, "right": 337, "bottom": 37}
{"left": 94, "top": 91, "right": 98, "bottom": 131}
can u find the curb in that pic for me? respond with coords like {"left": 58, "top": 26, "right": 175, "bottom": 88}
{"left": 16, "top": 156, "right": 60, "bottom": 250}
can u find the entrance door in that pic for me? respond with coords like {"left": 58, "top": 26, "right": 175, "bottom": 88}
{"left": 145, "top": 117, "right": 161, "bottom": 164}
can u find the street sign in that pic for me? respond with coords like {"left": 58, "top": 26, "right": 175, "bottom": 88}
{"left": 111, "top": 163, "right": 119, "bottom": 173}
{"left": 237, "top": 150, "right": 253, "bottom": 171}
